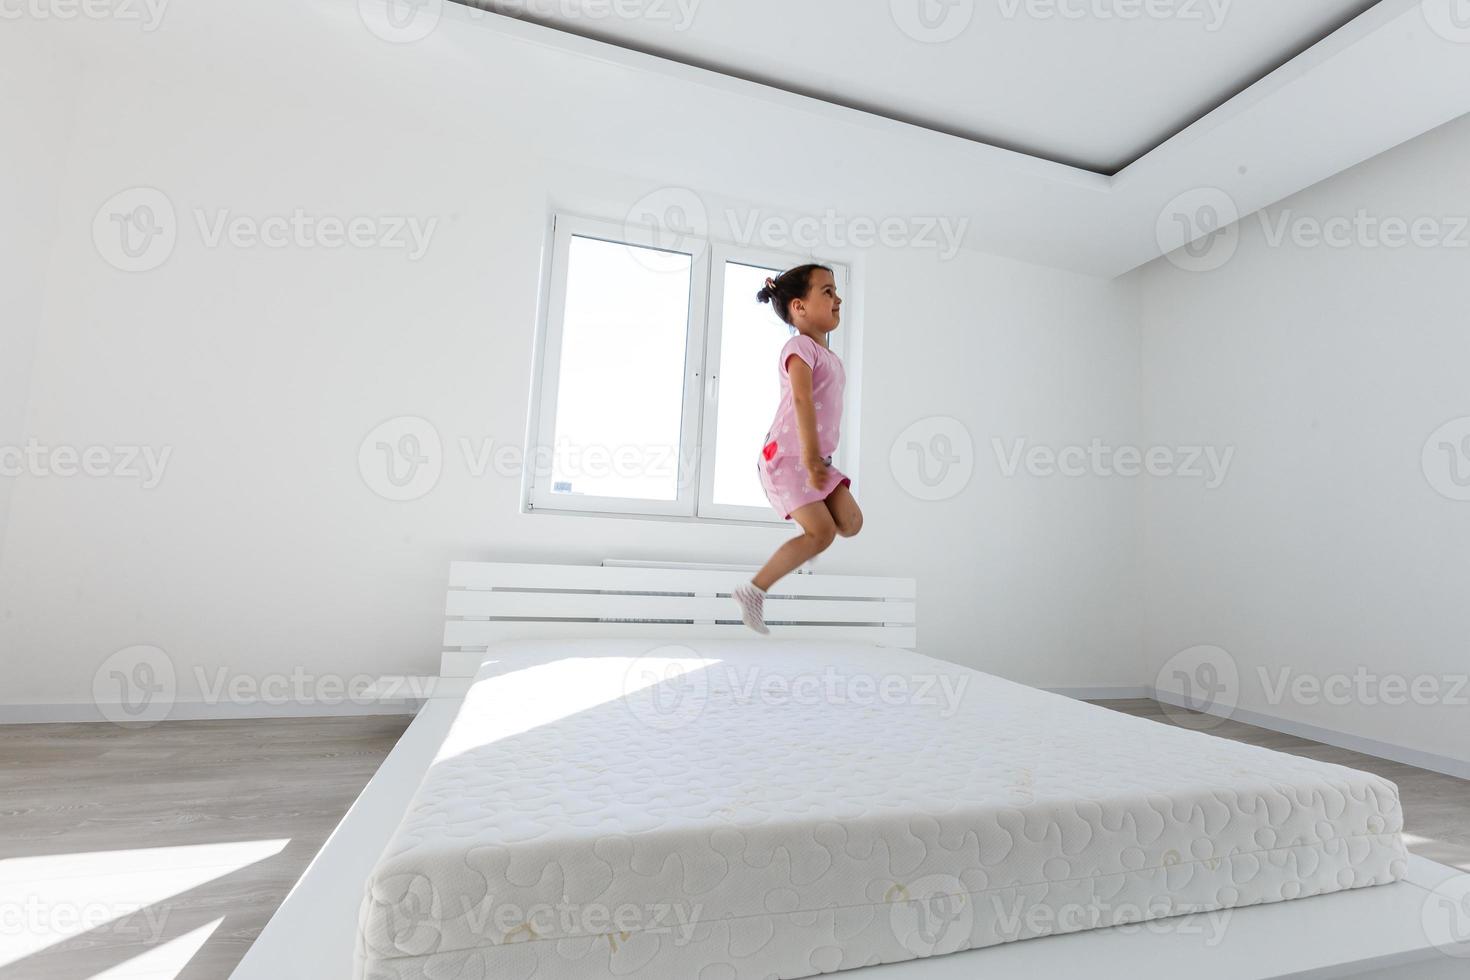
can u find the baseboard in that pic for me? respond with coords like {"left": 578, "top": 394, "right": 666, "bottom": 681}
{"left": 1047, "top": 685, "right": 1151, "bottom": 701}
{"left": 1152, "top": 688, "right": 1470, "bottom": 781}
{"left": 0, "top": 699, "right": 422, "bottom": 725}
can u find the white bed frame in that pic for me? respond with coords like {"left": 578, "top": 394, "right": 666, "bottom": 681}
{"left": 232, "top": 561, "right": 1470, "bottom": 980}
{"left": 437, "top": 559, "right": 917, "bottom": 673}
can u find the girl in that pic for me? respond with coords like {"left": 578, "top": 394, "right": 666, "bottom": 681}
{"left": 733, "top": 264, "right": 863, "bottom": 634}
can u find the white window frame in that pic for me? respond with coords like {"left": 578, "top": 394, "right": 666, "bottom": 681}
{"left": 526, "top": 211, "right": 854, "bottom": 526}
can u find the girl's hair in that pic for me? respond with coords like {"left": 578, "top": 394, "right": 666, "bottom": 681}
{"left": 755, "top": 264, "right": 833, "bottom": 326}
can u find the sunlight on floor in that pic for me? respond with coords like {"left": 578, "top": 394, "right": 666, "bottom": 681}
{"left": 0, "top": 839, "right": 290, "bottom": 968}
{"left": 89, "top": 917, "right": 224, "bottom": 980}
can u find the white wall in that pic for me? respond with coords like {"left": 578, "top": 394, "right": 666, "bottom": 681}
{"left": 1138, "top": 111, "right": 1470, "bottom": 765}
{"left": 0, "top": 7, "right": 1142, "bottom": 712}
{"left": 0, "top": 25, "right": 77, "bottom": 563}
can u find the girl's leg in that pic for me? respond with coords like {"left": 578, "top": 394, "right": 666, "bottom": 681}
{"left": 752, "top": 501, "right": 838, "bottom": 592}
{"left": 824, "top": 483, "right": 863, "bottom": 538}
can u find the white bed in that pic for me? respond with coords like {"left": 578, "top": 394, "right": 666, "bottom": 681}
{"left": 354, "top": 635, "right": 1406, "bottom": 979}
{"left": 232, "top": 561, "right": 1469, "bottom": 980}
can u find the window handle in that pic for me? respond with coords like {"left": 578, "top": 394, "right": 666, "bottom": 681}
{"left": 706, "top": 373, "right": 718, "bottom": 402}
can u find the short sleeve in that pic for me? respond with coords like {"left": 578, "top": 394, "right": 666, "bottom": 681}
{"left": 780, "top": 335, "right": 820, "bottom": 379}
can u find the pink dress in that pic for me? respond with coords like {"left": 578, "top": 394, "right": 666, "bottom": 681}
{"left": 756, "top": 333, "right": 850, "bottom": 520}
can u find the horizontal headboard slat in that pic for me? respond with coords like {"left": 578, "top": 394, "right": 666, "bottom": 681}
{"left": 445, "top": 591, "right": 914, "bottom": 624}
{"left": 439, "top": 561, "right": 918, "bottom": 678}
{"left": 447, "top": 560, "right": 915, "bottom": 600}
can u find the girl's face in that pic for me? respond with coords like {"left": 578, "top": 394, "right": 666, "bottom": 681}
{"left": 792, "top": 269, "right": 841, "bottom": 334}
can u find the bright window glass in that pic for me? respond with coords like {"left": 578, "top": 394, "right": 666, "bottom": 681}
{"left": 549, "top": 235, "right": 691, "bottom": 501}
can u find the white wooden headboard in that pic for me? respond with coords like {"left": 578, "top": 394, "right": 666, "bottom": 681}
{"left": 439, "top": 561, "right": 917, "bottom": 678}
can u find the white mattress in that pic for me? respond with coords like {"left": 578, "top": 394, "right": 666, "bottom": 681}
{"left": 355, "top": 638, "right": 1407, "bottom": 979}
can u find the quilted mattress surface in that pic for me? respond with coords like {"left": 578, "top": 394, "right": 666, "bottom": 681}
{"left": 356, "top": 637, "right": 1407, "bottom": 979}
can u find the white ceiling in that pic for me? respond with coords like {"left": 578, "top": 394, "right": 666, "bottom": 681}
{"left": 475, "top": 0, "right": 1383, "bottom": 174}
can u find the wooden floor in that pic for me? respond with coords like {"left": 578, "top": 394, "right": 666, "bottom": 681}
{"left": 0, "top": 714, "right": 411, "bottom": 980}
{"left": 0, "top": 702, "right": 1465, "bottom": 979}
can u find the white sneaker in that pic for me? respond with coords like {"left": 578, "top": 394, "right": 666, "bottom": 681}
{"left": 732, "top": 583, "right": 770, "bottom": 635}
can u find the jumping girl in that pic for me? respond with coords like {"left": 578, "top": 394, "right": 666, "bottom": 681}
{"left": 732, "top": 264, "right": 863, "bottom": 634}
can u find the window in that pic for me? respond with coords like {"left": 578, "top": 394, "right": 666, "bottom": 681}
{"left": 528, "top": 214, "right": 854, "bottom": 524}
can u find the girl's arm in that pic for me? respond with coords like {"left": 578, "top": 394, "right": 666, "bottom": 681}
{"left": 786, "top": 354, "right": 829, "bottom": 489}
